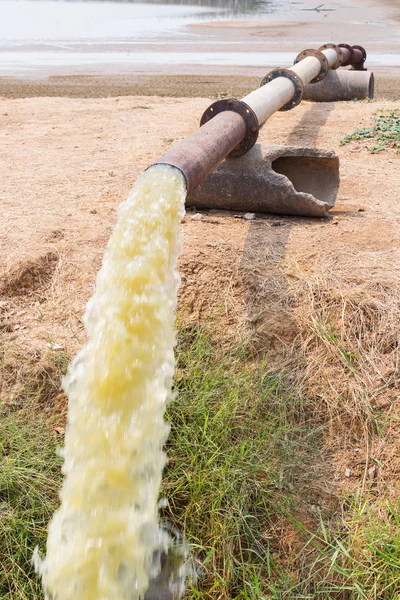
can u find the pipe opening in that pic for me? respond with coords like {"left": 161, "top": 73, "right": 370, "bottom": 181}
{"left": 271, "top": 155, "right": 338, "bottom": 206}
{"left": 368, "top": 72, "right": 375, "bottom": 99}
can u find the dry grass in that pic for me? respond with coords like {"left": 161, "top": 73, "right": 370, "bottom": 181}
{"left": 0, "top": 245, "right": 91, "bottom": 421}
{"left": 287, "top": 256, "right": 400, "bottom": 433}
{"left": 277, "top": 255, "right": 400, "bottom": 597}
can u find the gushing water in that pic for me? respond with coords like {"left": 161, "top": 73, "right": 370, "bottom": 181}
{"left": 35, "top": 165, "right": 188, "bottom": 600}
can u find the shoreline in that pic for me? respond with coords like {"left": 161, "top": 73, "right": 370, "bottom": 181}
{"left": 0, "top": 0, "right": 399, "bottom": 99}
{"left": 0, "top": 67, "right": 399, "bottom": 101}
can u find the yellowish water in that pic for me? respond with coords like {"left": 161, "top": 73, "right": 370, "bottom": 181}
{"left": 37, "top": 165, "right": 187, "bottom": 600}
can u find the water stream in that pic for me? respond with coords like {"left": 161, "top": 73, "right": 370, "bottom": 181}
{"left": 36, "top": 165, "right": 189, "bottom": 600}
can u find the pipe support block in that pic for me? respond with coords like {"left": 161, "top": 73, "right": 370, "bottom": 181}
{"left": 294, "top": 49, "right": 329, "bottom": 83}
{"left": 200, "top": 98, "right": 259, "bottom": 157}
{"left": 260, "top": 68, "right": 304, "bottom": 111}
{"left": 187, "top": 144, "right": 339, "bottom": 218}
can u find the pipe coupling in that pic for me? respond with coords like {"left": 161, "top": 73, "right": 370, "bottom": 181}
{"left": 260, "top": 68, "right": 304, "bottom": 111}
{"left": 351, "top": 44, "right": 367, "bottom": 70}
{"left": 294, "top": 49, "right": 329, "bottom": 83}
{"left": 200, "top": 98, "right": 259, "bottom": 157}
{"left": 337, "top": 43, "right": 367, "bottom": 70}
{"left": 318, "top": 44, "right": 344, "bottom": 69}
{"left": 338, "top": 43, "right": 354, "bottom": 67}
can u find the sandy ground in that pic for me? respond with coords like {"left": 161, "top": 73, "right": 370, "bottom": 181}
{"left": 1, "top": 95, "right": 399, "bottom": 345}
{"left": 0, "top": 94, "right": 399, "bottom": 503}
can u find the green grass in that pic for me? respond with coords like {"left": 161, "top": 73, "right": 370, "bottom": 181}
{"left": 340, "top": 109, "right": 400, "bottom": 153}
{"left": 1, "top": 324, "right": 400, "bottom": 599}
{"left": 162, "top": 324, "right": 326, "bottom": 599}
{"left": 0, "top": 411, "right": 62, "bottom": 600}
{"left": 290, "top": 495, "right": 400, "bottom": 600}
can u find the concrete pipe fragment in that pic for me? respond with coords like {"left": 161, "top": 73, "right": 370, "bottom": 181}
{"left": 187, "top": 144, "right": 339, "bottom": 218}
{"left": 303, "top": 70, "right": 374, "bottom": 102}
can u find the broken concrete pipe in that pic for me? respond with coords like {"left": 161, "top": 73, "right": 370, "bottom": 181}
{"left": 304, "top": 70, "right": 374, "bottom": 102}
{"left": 187, "top": 145, "right": 339, "bottom": 218}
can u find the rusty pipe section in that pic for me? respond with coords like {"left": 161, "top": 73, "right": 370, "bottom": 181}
{"left": 154, "top": 110, "right": 247, "bottom": 195}
{"left": 151, "top": 42, "right": 361, "bottom": 195}
{"left": 338, "top": 43, "right": 367, "bottom": 70}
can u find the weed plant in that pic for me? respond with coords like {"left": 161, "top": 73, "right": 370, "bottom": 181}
{"left": 340, "top": 109, "right": 400, "bottom": 153}
{"left": 164, "top": 324, "right": 323, "bottom": 599}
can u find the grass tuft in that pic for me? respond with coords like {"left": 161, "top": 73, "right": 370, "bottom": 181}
{"left": 0, "top": 411, "right": 61, "bottom": 600}
{"left": 163, "top": 323, "right": 319, "bottom": 599}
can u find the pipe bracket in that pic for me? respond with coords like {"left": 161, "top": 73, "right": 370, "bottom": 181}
{"left": 294, "top": 49, "right": 329, "bottom": 83}
{"left": 260, "top": 68, "right": 304, "bottom": 111}
{"left": 318, "top": 43, "right": 344, "bottom": 69}
{"left": 200, "top": 98, "right": 259, "bottom": 157}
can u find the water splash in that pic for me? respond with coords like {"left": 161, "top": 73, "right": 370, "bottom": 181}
{"left": 36, "top": 165, "right": 189, "bottom": 600}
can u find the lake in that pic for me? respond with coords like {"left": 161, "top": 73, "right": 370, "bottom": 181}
{"left": 0, "top": 0, "right": 398, "bottom": 76}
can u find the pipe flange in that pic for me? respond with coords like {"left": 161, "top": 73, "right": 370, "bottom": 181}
{"left": 200, "top": 98, "right": 259, "bottom": 158}
{"left": 260, "top": 68, "right": 304, "bottom": 111}
{"left": 294, "top": 49, "right": 329, "bottom": 83}
{"left": 352, "top": 44, "right": 367, "bottom": 70}
{"left": 338, "top": 43, "right": 354, "bottom": 67}
{"left": 318, "top": 43, "right": 344, "bottom": 69}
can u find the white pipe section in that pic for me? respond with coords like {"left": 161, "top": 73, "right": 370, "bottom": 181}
{"left": 241, "top": 77, "right": 295, "bottom": 125}
{"left": 241, "top": 47, "right": 339, "bottom": 125}
{"left": 322, "top": 48, "right": 340, "bottom": 68}
{"left": 291, "top": 56, "right": 321, "bottom": 85}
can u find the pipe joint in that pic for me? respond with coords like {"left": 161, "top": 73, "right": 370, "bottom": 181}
{"left": 318, "top": 44, "right": 344, "bottom": 69}
{"left": 338, "top": 43, "right": 367, "bottom": 70}
{"left": 338, "top": 43, "right": 354, "bottom": 67}
{"left": 260, "top": 68, "right": 304, "bottom": 111}
{"left": 294, "top": 49, "right": 329, "bottom": 83}
{"left": 200, "top": 98, "right": 259, "bottom": 157}
{"left": 351, "top": 44, "right": 367, "bottom": 70}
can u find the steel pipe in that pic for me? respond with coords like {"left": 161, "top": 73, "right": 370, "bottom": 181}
{"left": 154, "top": 110, "right": 247, "bottom": 195}
{"left": 151, "top": 43, "right": 356, "bottom": 195}
{"left": 338, "top": 43, "right": 367, "bottom": 70}
{"left": 303, "top": 70, "right": 374, "bottom": 102}
{"left": 241, "top": 76, "right": 295, "bottom": 125}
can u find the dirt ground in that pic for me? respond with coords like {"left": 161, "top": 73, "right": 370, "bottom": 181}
{"left": 1, "top": 92, "right": 399, "bottom": 501}
{"left": 0, "top": 94, "right": 398, "bottom": 336}
{"left": 1, "top": 94, "right": 398, "bottom": 325}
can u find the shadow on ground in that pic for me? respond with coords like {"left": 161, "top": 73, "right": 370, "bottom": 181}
{"left": 287, "top": 102, "right": 336, "bottom": 147}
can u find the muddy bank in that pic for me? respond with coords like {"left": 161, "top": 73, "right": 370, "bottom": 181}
{"left": 0, "top": 68, "right": 399, "bottom": 100}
